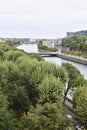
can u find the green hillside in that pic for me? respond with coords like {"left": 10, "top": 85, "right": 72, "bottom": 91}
{"left": 74, "top": 30, "right": 87, "bottom": 36}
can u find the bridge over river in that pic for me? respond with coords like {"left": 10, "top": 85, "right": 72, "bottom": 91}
{"left": 17, "top": 43, "right": 87, "bottom": 65}
{"left": 38, "top": 51, "right": 58, "bottom": 56}
{"left": 38, "top": 51, "right": 87, "bottom": 65}
{"left": 17, "top": 43, "right": 87, "bottom": 79}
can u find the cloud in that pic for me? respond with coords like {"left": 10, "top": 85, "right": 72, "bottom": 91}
{"left": 0, "top": 0, "right": 87, "bottom": 38}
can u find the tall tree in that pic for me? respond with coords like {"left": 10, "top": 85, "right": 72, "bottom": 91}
{"left": 62, "top": 63, "right": 84, "bottom": 102}
{"left": 20, "top": 103, "right": 73, "bottom": 130}
{"left": 73, "top": 85, "right": 87, "bottom": 127}
{"left": 38, "top": 75, "right": 64, "bottom": 105}
{"left": 0, "top": 89, "right": 16, "bottom": 130}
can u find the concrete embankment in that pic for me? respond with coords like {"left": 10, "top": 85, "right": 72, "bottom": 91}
{"left": 38, "top": 50, "right": 87, "bottom": 65}
{"left": 56, "top": 53, "right": 87, "bottom": 65}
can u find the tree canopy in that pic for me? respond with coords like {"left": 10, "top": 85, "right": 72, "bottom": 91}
{"left": 73, "top": 85, "right": 87, "bottom": 127}
{"left": 61, "top": 36, "right": 87, "bottom": 56}
{"left": 0, "top": 42, "right": 72, "bottom": 129}
{"left": 0, "top": 42, "right": 86, "bottom": 129}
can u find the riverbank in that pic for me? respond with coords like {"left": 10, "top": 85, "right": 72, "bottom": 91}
{"left": 56, "top": 53, "right": 87, "bottom": 65}
{"left": 39, "top": 50, "right": 87, "bottom": 65}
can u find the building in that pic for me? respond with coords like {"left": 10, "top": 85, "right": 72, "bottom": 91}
{"left": 67, "top": 32, "right": 74, "bottom": 37}
{"left": 54, "top": 38, "right": 62, "bottom": 47}
{"left": 42, "top": 40, "right": 55, "bottom": 48}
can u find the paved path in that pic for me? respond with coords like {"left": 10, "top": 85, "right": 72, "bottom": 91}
{"left": 65, "top": 108, "right": 80, "bottom": 129}
{"left": 65, "top": 99, "right": 73, "bottom": 108}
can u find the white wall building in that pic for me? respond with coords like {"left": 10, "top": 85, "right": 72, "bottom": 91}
{"left": 42, "top": 40, "right": 55, "bottom": 48}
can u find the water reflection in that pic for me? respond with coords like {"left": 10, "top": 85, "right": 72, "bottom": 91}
{"left": 17, "top": 44, "right": 38, "bottom": 53}
{"left": 44, "top": 56, "right": 87, "bottom": 99}
{"left": 17, "top": 44, "right": 87, "bottom": 80}
{"left": 44, "top": 57, "right": 87, "bottom": 79}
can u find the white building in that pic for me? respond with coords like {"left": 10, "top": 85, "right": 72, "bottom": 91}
{"left": 42, "top": 40, "right": 55, "bottom": 48}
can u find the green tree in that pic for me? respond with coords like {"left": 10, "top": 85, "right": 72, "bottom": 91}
{"left": 20, "top": 103, "right": 72, "bottom": 130}
{"left": 39, "top": 61, "right": 67, "bottom": 83}
{"left": 0, "top": 42, "right": 75, "bottom": 129}
{"left": 38, "top": 75, "right": 63, "bottom": 105}
{"left": 3, "top": 50, "right": 25, "bottom": 62}
{"left": 62, "top": 63, "right": 83, "bottom": 102}
{"left": 73, "top": 85, "right": 87, "bottom": 127}
{"left": 0, "top": 89, "right": 16, "bottom": 130}
{"left": 29, "top": 53, "right": 44, "bottom": 61}
{"left": 0, "top": 61, "right": 30, "bottom": 112}
{"left": 61, "top": 36, "right": 87, "bottom": 55}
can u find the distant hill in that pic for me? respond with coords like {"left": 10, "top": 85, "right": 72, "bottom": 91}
{"left": 67, "top": 30, "right": 87, "bottom": 37}
{"left": 74, "top": 30, "right": 87, "bottom": 36}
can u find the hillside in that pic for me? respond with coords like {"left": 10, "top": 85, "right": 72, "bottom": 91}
{"left": 74, "top": 30, "right": 87, "bottom": 36}
{"left": 67, "top": 30, "right": 87, "bottom": 37}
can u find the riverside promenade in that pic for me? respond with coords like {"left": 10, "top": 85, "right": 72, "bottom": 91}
{"left": 39, "top": 50, "right": 87, "bottom": 65}
{"left": 56, "top": 53, "right": 87, "bottom": 65}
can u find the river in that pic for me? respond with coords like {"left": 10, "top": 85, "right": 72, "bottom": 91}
{"left": 44, "top": 56, "right": 87, "bottom": 80}
{"left": 17, "top": 44, "right": 87, "bottom": 79}
{"left": 17, "top": 44, "right": 87, "bottom": 99}
{"left": 17, "top": 43, "right": 38, "bottom": 53}
{"left": 43, "top": 56, "right": 87, "bottom": 100}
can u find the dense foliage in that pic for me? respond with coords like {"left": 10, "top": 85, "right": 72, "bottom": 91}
{"left": 73, "top": 86, "right": 87, "bottom": 128}
{"left": 73, "top": 30, "right": 87, "bottom": 36}
{"left": 20, "top": 103, "right": 72, "bottom": 130}
{"left": 5, "top": 39, "right": 21, "bottom": 46}
{"left": 0, "top": 42, "right": 75, "bottom": 130}
{"left": 62, "top": 63, "right": 86, "bottom": 102}
{"left": 0, "top": 89, "right": 16, "bottom": 130}
{"left": 62, "top": 63, "right": 87, "bottom": 129}
{"left": 1, "top": 42, "right": 87, "bottom": 129}
{"left": 61, "top": 36, "right": 87, "bottom": 56}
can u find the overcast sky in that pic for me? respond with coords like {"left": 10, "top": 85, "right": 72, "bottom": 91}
{"left": 0, "top": 0, "right": 87, "bottom": 38}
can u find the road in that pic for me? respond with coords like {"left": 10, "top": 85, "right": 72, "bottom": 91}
{"left": 65, "top": 99, "right": 73, "bottom": 107}
{"left": 65, "top": 108, "right": 80, "bottom": 129}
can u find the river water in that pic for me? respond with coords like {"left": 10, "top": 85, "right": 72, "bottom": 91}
{"left": 44, "top": 56, "right": 87, "bottom": 99}
{"left": 17, "top": 44, "right": 87, "bottom": 99}
{"left": 17, "top": 43, "right": 38, "bottom": 53}
{"left": 44, "top": 56, "right": 87, "bottom": 80}
{"left": 17, "top": 44, "right": 87, "bottom": 79}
